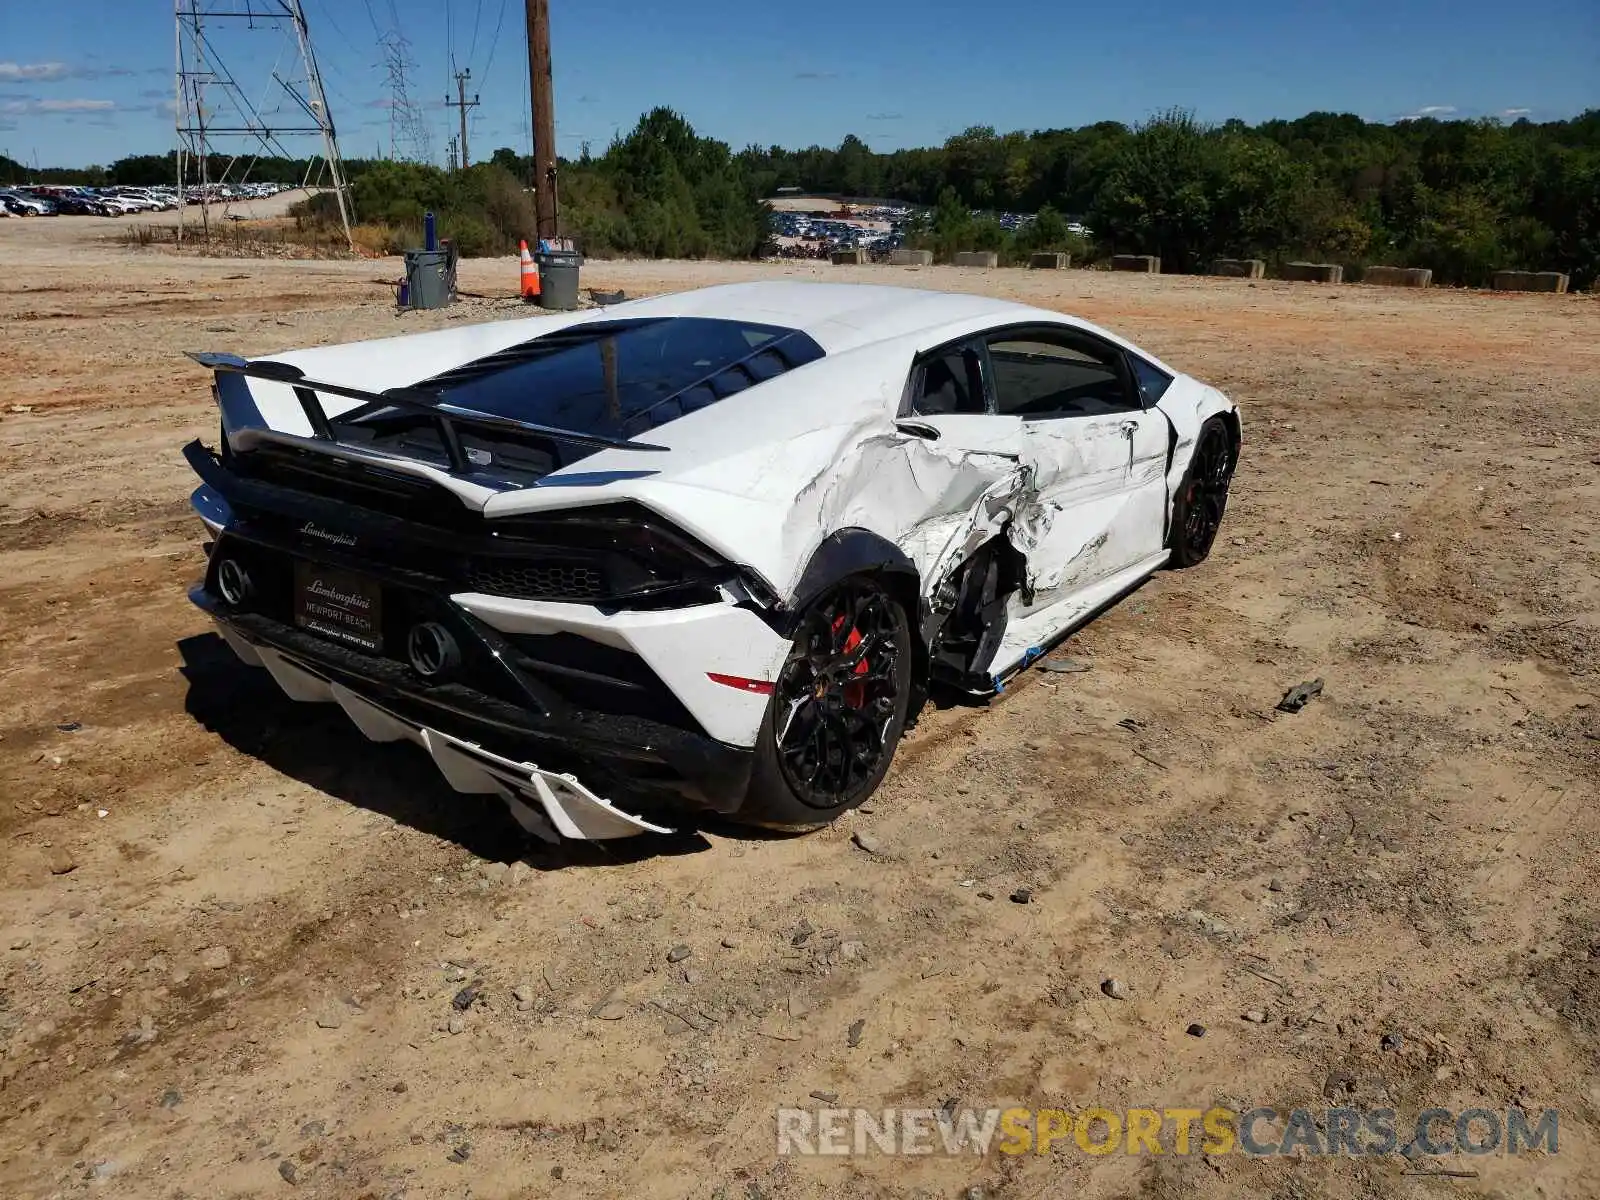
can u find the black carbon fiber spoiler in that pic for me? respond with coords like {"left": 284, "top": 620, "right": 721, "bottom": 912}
{"left": 185, "top": 351, "right": 669, "bottom": 467}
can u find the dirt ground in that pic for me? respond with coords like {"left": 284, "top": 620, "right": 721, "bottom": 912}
{"left": 1, "top": 215, "right": 1598, "bottom": 1200}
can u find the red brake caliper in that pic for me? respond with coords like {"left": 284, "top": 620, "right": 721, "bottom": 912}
{"left": 830, "top": 613, "right": 870, "bottom": 707}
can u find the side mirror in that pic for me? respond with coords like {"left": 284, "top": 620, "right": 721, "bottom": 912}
{"left": 894, "top": 419, "right": 940, "bottom": 441}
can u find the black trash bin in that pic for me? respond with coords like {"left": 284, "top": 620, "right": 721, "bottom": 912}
{"left": 536, "top": 249, "right": 582, "bottom": 311}
{"left": 402, "top": 248, "right": 454, "bottom": 309}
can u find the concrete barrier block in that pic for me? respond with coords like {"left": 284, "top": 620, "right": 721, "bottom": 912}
{"left": 1492, "top": 270, "right": 1570, "bottom": 293}
{"left": 953, "top": 250, "right": 999, "bottom": 268}
{"left": 1112, "top": 254, "right": 1160, "bottom": 273}
{"left": 1212, "top": 258, "right": 1265, "bottom": 279}
{"left": 888, "top": 248, "right": 933, "bottom": 267}
{"left": 830, "top": 248, "right": 869, "bottom": 265}
{"left": 1029, "top": 252, "right": 1070, "bottom": 269}
{"left": 1363, "top": 265, "right": 1432, "bottom": 287}
{"left": 1281, "top": 261, "right": 1344, "bottom": 284}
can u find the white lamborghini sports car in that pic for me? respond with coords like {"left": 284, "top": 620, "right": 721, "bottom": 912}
{"left": 183, "top": 282, "right": 1239, "bottom": 839}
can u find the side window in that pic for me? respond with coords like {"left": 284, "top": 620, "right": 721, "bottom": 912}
{"left": 911, "top": 344, "right": 986, "bottom": 416}
{"left": 1129, "top": 355, "right": 1173, "bottom": 406}
{"left": 987, "top": 331, "right": 1137, "bottom": 419}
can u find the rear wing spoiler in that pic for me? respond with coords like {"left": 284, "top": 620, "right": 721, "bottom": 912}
{"left": 185, "top": 351, "right": 669, "bottom": 468}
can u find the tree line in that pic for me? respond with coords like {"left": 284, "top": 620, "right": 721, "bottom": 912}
{"left": 737, "top": 109, "right": 1599, "bottom": 287}
{"left": 14, "top": 105, "right": 1597, "bottom": 287}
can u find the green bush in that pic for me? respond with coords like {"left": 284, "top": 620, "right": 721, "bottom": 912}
{"left": 289, "top": 109, "right": 767, "bottom": 262}
{"left": 293, "top": 162, "right": 533, "bottom": 256}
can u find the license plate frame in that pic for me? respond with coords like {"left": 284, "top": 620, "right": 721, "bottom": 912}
{"left": 292, "top": 561, "right": 384, "bottom": 653}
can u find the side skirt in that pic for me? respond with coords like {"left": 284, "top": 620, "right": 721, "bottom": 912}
{"left": 985, "top": 550, "right": 1172, "bottom": 688}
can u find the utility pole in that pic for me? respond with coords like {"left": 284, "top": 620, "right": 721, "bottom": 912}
{"left": 446, "top": 134, "right": 459, "bottom": 172}
{"left": 524, "top": 0, "right": 558, "bottom": 239}
{"left": 446, "top": 68, "right": 479, "bottom": 169}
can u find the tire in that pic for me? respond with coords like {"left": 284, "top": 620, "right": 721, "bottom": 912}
{"left": 1167, "top": 417, "right": 1236, "bottom": 567}
{"left": 739, "top": 575, "right": 913, "bottom": 829}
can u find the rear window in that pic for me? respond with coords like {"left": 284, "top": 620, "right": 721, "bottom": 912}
{"left": 417, "top": 317, "right": 825, "bottom": 439}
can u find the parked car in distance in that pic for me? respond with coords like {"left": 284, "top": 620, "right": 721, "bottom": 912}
{"left": 53, "top": 194, "right": 111, "bottom": 215}
{"left": 0, "top": 189, "right": 55, "bottom": 215}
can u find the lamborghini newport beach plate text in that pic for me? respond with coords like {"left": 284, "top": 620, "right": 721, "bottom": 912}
{"left": 182, "top": 282, "right": 1240, "bottom": 839}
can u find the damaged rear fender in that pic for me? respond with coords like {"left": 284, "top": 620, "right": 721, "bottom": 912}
{"left": 770, "top": 428, "right": 1035, "bottom": 698}
{"left": 783, "top": 424, "right": 1028, "bottom": 596}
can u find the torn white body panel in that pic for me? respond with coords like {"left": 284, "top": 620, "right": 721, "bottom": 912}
{"left": 798, "top": 428, "right": 1027, "bottom": 588}
{"left": 1007, "top": 409, "right": 1165, "bottom": 599}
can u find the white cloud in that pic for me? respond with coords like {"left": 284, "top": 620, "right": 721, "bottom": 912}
{"left": 0, "top": 61, "right": 137, "bottom": 83}
{"left": 1399, "top": 104, "right": 1458, "bottom": 120}
{"left": 0, "top": 62, "right": 70, "bottom": 82}
{"left": 1501, "top": 107, "right": 1533, "bottom": 118}
{"left": 0, "top": 97, "right": 117, "bottom": 115}
{"left": 37, "top": 98, "right": 115, "bottom": 112}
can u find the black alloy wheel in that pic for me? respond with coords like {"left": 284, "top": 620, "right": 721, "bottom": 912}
{"left": 744, "top": 576, "right": 912, "bottom": 827}
{"left": 1169, "top": 418, "right": 1235, "bottom": 567}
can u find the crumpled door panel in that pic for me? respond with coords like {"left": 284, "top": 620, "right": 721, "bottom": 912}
{"left": 1006, "top": 411, "right": 1168, "bottom": 602}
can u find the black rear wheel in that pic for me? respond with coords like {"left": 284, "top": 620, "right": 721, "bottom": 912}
{"left": 740, "top": 576, "right": 912, "bottom": 829}
{"left": 1168, "top": 418, "right": 1235, "bottom": 567}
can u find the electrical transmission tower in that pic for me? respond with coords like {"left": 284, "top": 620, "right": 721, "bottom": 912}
{"left": 378, "top": 30, "right": 431, "bottom": 163}
{"left": 174, "top": 0, "right": 353, "bottom": 246}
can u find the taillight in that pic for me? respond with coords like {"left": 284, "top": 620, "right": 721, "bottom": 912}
{"left": 707, "top": 672, "right": 773, "bottom": 695}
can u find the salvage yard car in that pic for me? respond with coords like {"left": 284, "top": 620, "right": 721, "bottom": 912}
{"left": 182, "top": 282, "right": 1239, "bottom": 839}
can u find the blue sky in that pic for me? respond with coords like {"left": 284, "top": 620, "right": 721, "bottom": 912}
{"left": 1, "top": 0, "right": 1595, "bottom": 168}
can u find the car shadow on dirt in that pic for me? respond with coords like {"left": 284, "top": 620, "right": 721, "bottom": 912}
{"left": 176, "top": 633, "right": 715, "bottom": 870}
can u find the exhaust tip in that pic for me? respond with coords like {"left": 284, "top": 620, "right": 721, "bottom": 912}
{"left": 216, "top": 558, "right": 253, "bottom": 606}
{"left": 407, "top": 622, "right": 460, "bottom": 679}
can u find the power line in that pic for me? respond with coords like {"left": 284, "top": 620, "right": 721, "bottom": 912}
{"left": 307, "top": 0, "right": 364, "bottom": 59}
{"left": 479, "top": 0, "right": 510, "bottom": 84}
{"left": 466, "top": 0, "right": 485, "bottom": 72}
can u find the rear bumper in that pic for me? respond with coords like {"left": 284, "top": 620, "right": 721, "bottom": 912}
{"left": 192, "top": 585, "right": 757, "bottom": 831}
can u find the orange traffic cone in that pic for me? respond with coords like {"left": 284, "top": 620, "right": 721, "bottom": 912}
{"left": 519, "top": 239, "right": 541, "bottom": 301}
